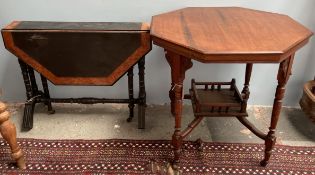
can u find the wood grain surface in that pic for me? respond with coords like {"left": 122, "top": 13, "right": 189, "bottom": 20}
{"left": 4, "top": 21, "right": 150, "bottom": 31}
{"left": 2, "top": 21, "right": 151, "bottom": 85}
{"left": 0, "top": 102, "right": 26, "bottom": 169}
{"left": 151, "top": 7, "right": 313, "bottom": 63}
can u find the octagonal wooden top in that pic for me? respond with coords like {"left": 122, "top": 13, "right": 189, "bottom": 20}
{"left": 151, "top": 7, "right": 313, "bottom": 63}
{"left": 2, "top": 21, "right": 151, "bottom": 85}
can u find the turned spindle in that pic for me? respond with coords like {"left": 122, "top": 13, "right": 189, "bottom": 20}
{"left": 0, "top": 102, "right": 26, "bottom": 169}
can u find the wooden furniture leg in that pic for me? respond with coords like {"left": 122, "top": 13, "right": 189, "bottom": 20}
{"left": 127, "top": 67, "right": 135, "bottom": 122}
{"left": 260, "top": 55, "right": 294, "bottom": 166}
{"left": 18, "top": 59, "right": 36, "bottom": 130}
{"left": 40, "top": 75, "right": 55, "bottom": 114}
{"left": 138, "top": 57, "right": 146, "bottom": 129}
{"left": 169, "top": 82, "right": 175, "bottom": 116}
{"left": 241, "top": 63, "right": 253, "bottom": 112}
{"left": 18, "top": 59, "right": 33, "bottom": 100}
{"left": 0, "top": 102, "right": 26, "bottom": 169}
{"left": 28, "top": 67, "right": 39, "bottom": 96}
{"left": 165, "top": 50, "right": 192, "bottom": 169}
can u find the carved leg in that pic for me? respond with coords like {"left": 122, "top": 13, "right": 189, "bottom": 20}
{"left": 260, "top": 55, "right": 294, "bottom": 166}
{"left": 22, "top": 100, "right": 36, "bottom": 130}
{"left": 0, "top": 102, "right": 26, "bottom": 169}
{"left": 165, "top": 50, "right": 192, "bottom": 169}
{"left": 169, "top": 83, "right": 175, "bottom": 116}
{"left": 18, "top": 59, "right": 36, "bottom": 131}
{"left": 40, "top": 74, "right": 55, "bottom": 114}
{"left": 138, "top": 57, "right": 146, "bottom": 129}
{"left": 18, "top": 59, "right": 33, "bottom": 100}
{"left": 127, "top": 67, "right": 135, "bottom": 122}
{"left": 241, "top": 63, "right": 253, "bottom": 112}
{"left": 27, "top": 66, "right": 40, "bottom": 96}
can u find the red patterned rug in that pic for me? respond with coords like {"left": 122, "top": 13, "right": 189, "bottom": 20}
{"left": 0, "top": 139, "right": 314, "bottom": 174}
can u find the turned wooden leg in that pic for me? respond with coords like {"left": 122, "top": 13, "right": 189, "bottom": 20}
{"left": 127, "top": 67, "right": 135, "bottom": 122}
{"left": 165, "top": 50, "right": 192, "bottom": 169}
{"left": 261, "top": 55, "right": 294, "bottom": 166}
{"left": 0, "top": 102, "right": 26, "bottom": 169}
{"left": 138, "top": 57, "right": 146, "bottom": 129}
{"left": 169, "top": 82, "right": 175, "bottom": 116}
{"left": 28, "top": 68, "right": 38, "bottom": 95}
{"left": 18, "top": 59, "right": 36, "bottom": 131}
{"left": 241, "top": 63, "right": 253, "bottom": 112}
{"left": 40, "top": 74, "right": 55, "bottom": 114}
{"left": 18, "top": 59, "right": 33, "bottom": 100}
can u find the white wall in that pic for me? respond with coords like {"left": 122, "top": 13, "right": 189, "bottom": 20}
{"left": 0, "top": 0, "right": 314, "bottom": 106}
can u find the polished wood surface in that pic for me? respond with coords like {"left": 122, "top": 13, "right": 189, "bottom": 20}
{"left": 1, "top": 21, "right": 150, "bottom": 130}
{"left": 2, "top": 21, "right": 151, "bottom": 85}
{"left": 150, "top": 7, "right": 313, "bottom": 170}
{"left": 0, "top": 102, "right": 25, "bottom": 169}
{"left": 151, "top": 7, "right": 313, "bottom": 63}
{"left": 8, "top": 21, "right": 149, "bottom": 31}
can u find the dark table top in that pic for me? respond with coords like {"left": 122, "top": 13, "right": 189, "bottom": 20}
{"left": 3, "top": 21, "right": 150, "bottom": 31}
{"left": 2, "top": 21, "right": 151, "bottom": 85}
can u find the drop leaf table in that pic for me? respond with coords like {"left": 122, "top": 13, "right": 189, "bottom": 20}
{"left": 2, "top": 21, "right": 151, "bottom": 130}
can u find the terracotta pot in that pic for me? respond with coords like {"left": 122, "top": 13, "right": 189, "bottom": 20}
{"left": 299, "top": 80, "right": 315, "bottom": 122}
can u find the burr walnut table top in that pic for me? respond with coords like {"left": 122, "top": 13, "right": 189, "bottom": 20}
{"left": 2, "top": 21, "right": 151, "bottom": 85}
{"left": 150, "top": 7, "right": 313, "bottom": 63}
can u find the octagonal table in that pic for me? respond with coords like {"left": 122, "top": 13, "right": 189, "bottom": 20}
{"left": 151, "top": 7, "right": 313, "bottom": 168}
{"left": 2, "top": 21, "right": 151, "bottom": 130}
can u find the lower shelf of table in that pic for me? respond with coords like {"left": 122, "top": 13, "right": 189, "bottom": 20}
{"left": 184, "top": 79, "right": 248, "bottom": 117}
